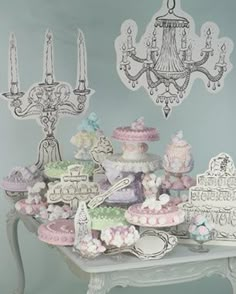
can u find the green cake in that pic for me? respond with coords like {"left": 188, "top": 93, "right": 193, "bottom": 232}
{"left": 89, "top": 207, "right": 128, "bottom": 231}
{"left": 44, "top": 160, "right": 95, "bottom": 179}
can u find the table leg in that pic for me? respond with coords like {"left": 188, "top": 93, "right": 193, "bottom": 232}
{"left": 87, "top": 273, "right": 107, "bottom": 294}
{"left": 6, "top": 209, "right": 25, "bottom": 294}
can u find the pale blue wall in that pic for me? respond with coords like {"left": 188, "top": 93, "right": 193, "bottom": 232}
{"left": 0, "top": 0, "right": 235, "bottom": 293}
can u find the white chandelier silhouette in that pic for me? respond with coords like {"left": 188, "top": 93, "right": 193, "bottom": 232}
{"left": 115, "top": 0, "right": 233, "bottom": 118}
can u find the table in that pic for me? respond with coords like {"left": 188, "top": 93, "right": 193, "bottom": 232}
{"left": 6, "top": 203, "right": 236, "bottom": 294}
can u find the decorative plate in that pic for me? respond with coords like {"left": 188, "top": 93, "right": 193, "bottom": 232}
{"left": 104, "top": 229, "right": 178, "bottom": 260}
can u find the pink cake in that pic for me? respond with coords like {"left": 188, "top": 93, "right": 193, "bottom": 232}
{"left": 38, "top": 219, "right": 75, "bottom": 246}
{"left": 1, "top": 165, "right": 42, "bottom": 192}
{"left": 15, "top": 199, "right": 47, "bottom": 215}
{"left": 125, "top": 199, "right": 185, "bottom": 227}
{"left": 163, "top": 131, "right": 193, "bottom": 174}
{"left": 112, "top": 117, "right": 159, "bottom": 142}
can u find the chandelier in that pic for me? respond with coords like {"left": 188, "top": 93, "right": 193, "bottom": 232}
{"left": 1, "top": 29, "right": 93, "bottom": 168}
{"left": 115, "top": 0, "right": 233, "bottom": 118}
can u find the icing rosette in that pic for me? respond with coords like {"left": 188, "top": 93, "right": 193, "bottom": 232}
{"left": 38, "top": 204, "right": 73, "bottom": 221}
{"left": 101, "top": 225, "right": 140, "bottom": 248}
{"left": 142, "top": 173, "right": 162, "bottom": 197}
{"left": 76, "top": 235, "right": 106, "bottom": 258}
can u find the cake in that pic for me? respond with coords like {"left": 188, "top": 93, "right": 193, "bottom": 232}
{"left": 163, "top": 130, "right": 194, "bottom": 174}
{"left": 38, "top": 219, "right": 75, "bottom": 246}
{"left": 1, "top": 165, "right": 42, "bottom": 192}
{"left": 125, "top": 194, "right": 185, "bottom": 227}
{"left": 44, "top": 160, "right": 95, "bottom": 179}
{"left": 75, "top": 235, "right": 106, "bottom": 258}
{"left": 89, "top": 207, "right": 128, "bottom": 231}
{"left": 188, "top": 215, "right": 214, "bottom": 241}
{"left": 112, "top": 117, "right": 159, "bottom": 143}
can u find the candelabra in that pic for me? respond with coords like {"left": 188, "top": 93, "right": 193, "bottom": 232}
{"left": 1, "top": 29, "right": 93, "bottom": 169}
{"left": 115, "top": 0, "right": 233, "bottom": 118}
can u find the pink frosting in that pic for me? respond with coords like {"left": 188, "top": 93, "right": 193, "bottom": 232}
{"left": 15, "top": 199, "right": 47, "bottom": 215}
{"left": 125, "top": 200, "right": 185, "bottom": 227}
{"left": 112, "top": 126, "right": 159, "bottom": 142}
{"left": 38, "top": 219, "right": 75, "bottom": 246}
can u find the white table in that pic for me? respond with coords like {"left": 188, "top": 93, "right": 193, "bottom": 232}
{"left": 6, "top": 201, "right": 236, "bottom": 294}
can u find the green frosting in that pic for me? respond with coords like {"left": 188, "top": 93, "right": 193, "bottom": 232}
{"left": 89, "top": 207, "right": 128, "bottom": 231}
{"left": 44, "top": 160, "right": 95, "bottom": 179}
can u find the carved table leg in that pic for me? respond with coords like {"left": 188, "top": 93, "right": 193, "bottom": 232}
{"left": 228, "top": 258, "right": 236, "bottom": 294}
{"left": 6, "top": 209, "right": 25, "bottom": 294}
{"left": 87, "top": 273, "right": 108, "bottom": 294}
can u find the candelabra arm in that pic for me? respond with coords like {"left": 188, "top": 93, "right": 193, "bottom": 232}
{"left": 146, "top": 69, "right": 165, "bottom": 88}
{"left": 193, "top": 51, "right": 211, "bottom": 67}
{"left": 58, "top": 101, "right": 85, "bottom": 115}
{"left": 192, "top": 66, "right": 224, "bottom": 83}
{"left": 13, "top": 103, "right": 42, "bottom": 118}
{"left": 124, "top": 66, "right": 147, "bottom": 82}
{"left": 130, "top": 53, "right": 146, "bottom": 63}
{"left": 169, "top": 71, "right": 191, "bottom": 92}
{"left": 149, "top": 68, "right": 170, "bottom": 81}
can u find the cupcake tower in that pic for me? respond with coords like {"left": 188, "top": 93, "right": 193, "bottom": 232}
{"left": 162, "top": 131, "right": 195, "bottom": 199}
{"left": 100, "top": 117, "right": 162, "bottom": 205}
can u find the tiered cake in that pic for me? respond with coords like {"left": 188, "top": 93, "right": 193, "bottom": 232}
{"left": 100, "top": 118, "right": 162, "bottom": 204}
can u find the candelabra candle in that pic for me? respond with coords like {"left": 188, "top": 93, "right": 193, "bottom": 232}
{"left": 218, "top": 44, "right": 226, "bottom": 64}
{"left": 78, "top": 30, "right": 87, "bottom": 83}
{"left": 9, "top": 33, "right": 19, "bottom": 94}
{"left": 205, "top": 28, "right": 212, "bottom": 49}
{"left": 122, "top": 44, "right": 128, "bottom": 63}
{"left": 45, "top": 30, "right": 54, "bottom": 85}
{"left": 127, "top": 27, "right": 133, "bottom": 49}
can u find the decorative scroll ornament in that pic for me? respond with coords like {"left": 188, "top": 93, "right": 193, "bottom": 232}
{"left": 115, "top": 0, "right": 233, "bottom": 118}
{"left": 177, "top": 153, "right": 236, "bottom": 244}
{"left": 1, "top": 29, "right": 94, "bottom": 169}
{"left": 90, "top": 136, "right": 114, "bottom": 173}
{"left": 46, "top": 164, "right": 100, "bottom": 210}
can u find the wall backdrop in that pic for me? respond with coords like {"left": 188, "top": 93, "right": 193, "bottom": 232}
{"left": 0, "top": 0, "right": 235, "bottom": 293}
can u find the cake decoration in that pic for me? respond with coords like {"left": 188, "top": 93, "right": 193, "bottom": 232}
{"left": 15, "top": 181, "right": 47, "bottom": 215}
{"left": 90, "top": 136, "right": 114, "bottom": 173}
{"left": 70, "top": 112, "right": 103, "bottom": 161}
{"left": 88, "top": 207, "right": 128, "bottom": 231}
{"left": 125, "top": 193, "right": 185, "bottom": 228}
{"left": 188, "top": 215, "right": 215, "bottom": 252}
{"left": 1, "top": 165, "right": 42, "bottom": 192}
{"left": 46, "top": 164, "right": 100, "bottom": 209}
{"left": 163, "top": 130, "right": 194, "bottom": 174}
{"left": 100, "top": 118, "right": 161, "bottom": 204}
{"left": 38, "top": 219, "right": 75, "bottom": 246}
{"left": 38, "top": 204, "right": 73, "bottom": 221}
{"left": 74, "top": 201, "right": 92, "bottom": 245}
{"left": 75, "top": 235, "right": 106, "bottom": 258}
{"left": 142, "top": 173, "right": 162, "bottom": 198}
{"left": 101, "top": 225, "right": 140, "bottom": 248}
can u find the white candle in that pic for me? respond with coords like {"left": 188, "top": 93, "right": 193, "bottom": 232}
{"left": 205, "top": 28, "right": 212, "bottom": 49}
{"left": 45, "top": 30, "right": 54, "bottom": 78}
{"left": 9, "top": 33, "right": 19, "bottom": 91}
{"left": 77, "top": 30, "right": 87, "bottom": 82}
{"left": 122, "top": 44, "right": 128, "bottom": 63}
{"left": 127, "top": 27, "right": 133, "bottom": 49}
{"left": 218, "top": 43, "right": 226, "bottom": 64}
